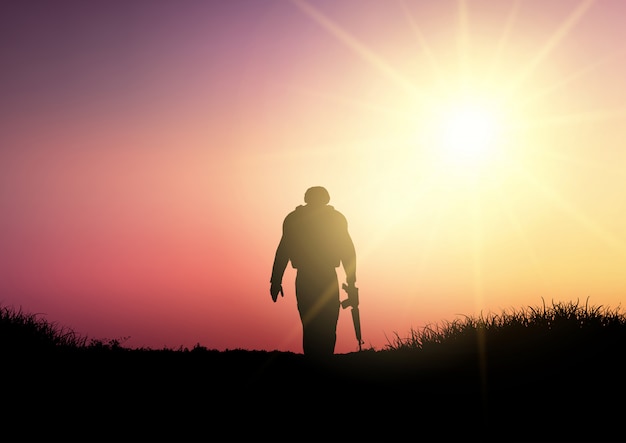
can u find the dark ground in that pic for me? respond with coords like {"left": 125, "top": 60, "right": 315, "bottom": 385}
{"left": 4, "top": 342, "right": 625, "bottom": 443}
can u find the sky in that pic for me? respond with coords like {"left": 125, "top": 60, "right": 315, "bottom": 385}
{"left": 2, "top": 0, "right": 626, "bottom": 354}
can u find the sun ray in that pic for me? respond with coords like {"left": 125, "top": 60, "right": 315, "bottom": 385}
{"left": 284, "top": 84, "right": 421, "bottom": 121}
{"left": 468, "top": 182, "right": 489, "bottom": 412}
{"left": 509, "top": 107, "right": 626, "bottom": 130}
{"left": 290, "top": 0, "right": 421, "bottom": 96}
{"left": 398, "top": 0, "right": 450, "bottom": 93}
{"left": 483, "top": 0, "right": 521, "bottom": 86}
{"left": 513, "top": 163, "right": 626, "bottom": 257}
{"left": 518, "top": 49, "right": 626, "bottom": 108}
{"left": 492, "top": 183, "right": 544, "bottom": 275}
{"left": 394, "top": 179, "right": 453, "bottom": 314}
{"left": 532, "top": 148, "right": 624, "bottom": 174}
{"left": 504, "top": 0, "right": 596, "bottom": 97}
{"left": 414, "top": 193, "right": 452, "bottom": 277}
{"left": 470, "top": 186, "right": 485, "bottom": 311}
{"left": 457, "top": 0, "right": 470, "bottom": 90}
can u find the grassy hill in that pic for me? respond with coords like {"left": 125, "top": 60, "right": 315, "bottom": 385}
{"left": 2, "top": 299, "right": 625, "bottom": 442}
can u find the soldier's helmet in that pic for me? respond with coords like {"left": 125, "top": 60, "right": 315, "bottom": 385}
{"left": 304, "top": 186, "right": 330, "bottom": 206}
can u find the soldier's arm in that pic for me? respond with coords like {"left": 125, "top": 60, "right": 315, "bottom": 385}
{"left": 340, "top": 215, "right": 357, "bottom": 285}
{"left": 342, "top": 242, "right": 356, "bottom": 286}
{"left": 271, "top": 237, "right": 289, "bottom": 284}
{"left": 271, "top": 216, "right": 292, "bottom": 285}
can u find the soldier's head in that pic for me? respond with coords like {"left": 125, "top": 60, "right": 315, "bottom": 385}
{"left": 304, "top": 186, "right": 330, "bottom": 206}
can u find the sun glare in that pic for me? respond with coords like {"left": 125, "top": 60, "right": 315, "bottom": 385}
{"left": 442, "top": 105, "right": 497, "bottom": 161}
{"left": 433, "top": 99, "right": 503, "bottom": 170}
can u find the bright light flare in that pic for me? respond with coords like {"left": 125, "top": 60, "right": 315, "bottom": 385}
{"left": 435, "top": 100, "right": 503, "bottom": 168}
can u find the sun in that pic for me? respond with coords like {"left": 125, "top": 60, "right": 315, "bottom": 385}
{"left": 433, "top": 99, "right": 503, "bottom": 170}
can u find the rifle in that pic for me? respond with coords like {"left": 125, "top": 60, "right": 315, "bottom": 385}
{"left": 341, "top": 283, "right": 364, "bottom": 351}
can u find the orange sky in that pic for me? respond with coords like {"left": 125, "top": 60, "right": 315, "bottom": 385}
{"left": 2, "top": 0, "right": 626, "bottom": 354}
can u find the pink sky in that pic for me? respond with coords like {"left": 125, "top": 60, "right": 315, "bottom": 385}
{"left": 2, "top": 0, "right": 626, "bottom": 354}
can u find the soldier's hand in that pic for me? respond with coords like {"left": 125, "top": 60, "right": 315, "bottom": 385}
{"left": 342, "top": 282, "right": 359, "bottom": 308}
{"left": 270, "top": 282, "right": 283, "bottom": 302}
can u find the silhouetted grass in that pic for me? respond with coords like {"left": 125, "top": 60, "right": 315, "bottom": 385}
{"left": 5, "top": 297, "right": 622, "bottom": 354}
{"left": 0, "top": 304, "right": 89, "bottom": 351}
{"left": 3, "top": 298, "right": 625, "bottom": 442}
{"left": 384, "top": 297, "right": 625, "bottom": 353}
{"left": 0, "top": 303, "right": 132, "bottom": 352}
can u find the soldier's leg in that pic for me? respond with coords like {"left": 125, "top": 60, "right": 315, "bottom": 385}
{"left": 309, "top": 289, "right": 340, "bottom": 356}
{"left": 296, "top": 269, "right": 340, "bottom": 357}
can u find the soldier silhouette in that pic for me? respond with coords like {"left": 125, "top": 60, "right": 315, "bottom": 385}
{"left": 270, "top": 186, "right": 357, "bottom": 358}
